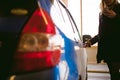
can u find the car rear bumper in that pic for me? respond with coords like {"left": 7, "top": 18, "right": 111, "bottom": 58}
{"left": 8, "top": 67, "right": 59, "bottom": 80}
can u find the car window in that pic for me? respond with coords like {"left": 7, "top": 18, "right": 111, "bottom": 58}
{"left": 50, "top": 0, "right": 82, "bottom": 43}
{"left": 0, "top": 0, "right": 37, "bottom": 32}
{"left": 0, "top": 0, "right": 37, "bottom": 16}
{"left": 58, "top": 0, "right": 82, "bottom": 41}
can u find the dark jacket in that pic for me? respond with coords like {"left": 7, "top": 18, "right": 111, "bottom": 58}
{"left": 90, "top": 3, "right": 120, "bottom": 63}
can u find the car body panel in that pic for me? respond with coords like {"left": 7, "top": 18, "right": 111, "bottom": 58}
{"left": 0, "top": 0, "right": 87, "bottom": 80}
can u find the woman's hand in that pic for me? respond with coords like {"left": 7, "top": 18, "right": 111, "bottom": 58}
{"left": 84, "top": 40, "right": 91, "bottom": 47}
{"left": 103, "top": 9, "right": 116, "bottom": 18}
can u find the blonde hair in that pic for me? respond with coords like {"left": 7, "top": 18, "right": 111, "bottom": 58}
{"left": 100, "top": 0, "right": 118, "bottom": 12}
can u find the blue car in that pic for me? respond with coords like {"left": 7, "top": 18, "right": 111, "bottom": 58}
{"left": 0, "top": 0, "right": 87, "bottom": 80}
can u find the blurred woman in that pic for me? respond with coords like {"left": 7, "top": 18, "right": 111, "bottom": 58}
{"left": 85, "top": 0, "right": 120, "bottom": 80}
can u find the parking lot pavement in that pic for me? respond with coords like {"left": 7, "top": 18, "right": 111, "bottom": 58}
{"left": 88, "top": 72, "right": 110, "bottom": 80}
{"left": 87, "top": 63, "right": 110, "bottom": 80}
{"left": 87, "top": 63, "right": 109, "bottom": 73}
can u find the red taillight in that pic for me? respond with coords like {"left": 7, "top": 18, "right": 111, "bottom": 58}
{"left": 13, "top": 50, "right": 60, "bottom": 72}
{"left": 12, "top": 8, "right": 62, "bottom": 73}
{"left": 22, "top": 8, "right": 55, "bottom": 34}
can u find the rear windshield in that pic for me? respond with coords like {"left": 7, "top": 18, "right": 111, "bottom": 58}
{"left": 0, "top": 0, "right": 37, "bottom": 16}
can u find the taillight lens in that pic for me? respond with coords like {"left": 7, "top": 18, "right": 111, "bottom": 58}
{"left": 22, "top": 8, "right": 55, "bottom": 34}
{"left": 12, "top": 8, "right": 62, "bottom": 73}
{"left": 18, "top": 33, "right": 49, "bottom": 51}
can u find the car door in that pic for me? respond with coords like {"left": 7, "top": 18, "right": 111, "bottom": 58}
{"left": 50, "top": 0, "right": 87, "bottom": 80}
